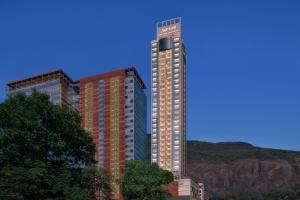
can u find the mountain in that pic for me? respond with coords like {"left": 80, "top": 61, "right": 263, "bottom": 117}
{"left": 186, "top": 140, "right": 300, "bottom": 199}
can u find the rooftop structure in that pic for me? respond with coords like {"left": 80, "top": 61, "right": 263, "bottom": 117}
{"left": 7, "top": 69, "right": 79, "bottom": 110}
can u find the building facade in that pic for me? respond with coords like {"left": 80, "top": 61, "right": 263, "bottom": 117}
{"left": 166, "top": 180, "right": 207, "bottom": 200}
{"left": 6, "top": 67, "right": 148, "bottom": 199}
{"left": 6, "top": 70, "right": 79, "bottom": 110}
{"left": 79, "top": 67, "right": 147, "bottom": 199}
{"left": 151, "top": 17, "right": 187, "bottom": 178}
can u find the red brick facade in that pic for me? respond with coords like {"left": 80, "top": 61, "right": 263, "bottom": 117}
{"left": 80, "top": 69, "right": 127, "bottom": 200}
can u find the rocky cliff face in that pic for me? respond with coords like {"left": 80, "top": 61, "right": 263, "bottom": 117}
{"left": 188, "top": 159, "right": 300, "bottom": 193}
{"left": 186, "top": 141, "right": 300, "bottom": 197}
{"left": 145, "top": 136, "right": 300, "bottom": 198}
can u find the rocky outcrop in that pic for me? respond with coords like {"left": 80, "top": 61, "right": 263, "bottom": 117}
{"left": 186, "top": 141, "right": 300, "bottom": 197}
{"left": 187, "top": 159, "right": 300, "bottom": 193}
{"left": 145, "top": 137, "right": 300, "bottom": 197}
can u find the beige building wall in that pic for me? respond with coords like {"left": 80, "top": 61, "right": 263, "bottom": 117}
{"left": 151, "top": 17, "right": 186, "bottom": 178}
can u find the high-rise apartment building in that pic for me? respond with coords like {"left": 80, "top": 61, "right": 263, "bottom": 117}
{"left": 6, "top": 67, "right": 147, "bottom": 199}
{"left": 79, "top": 67, "right": 147, "bottom": 199}
{"left": 151, "top": 17, "right": 186, "bottom": 178}
{"left": 6, "top": 70, "right": 79, "bottom": 110}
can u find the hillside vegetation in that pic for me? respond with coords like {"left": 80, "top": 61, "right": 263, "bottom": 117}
{"left": 187, "top": 141, "right": 300, "bottom": 165}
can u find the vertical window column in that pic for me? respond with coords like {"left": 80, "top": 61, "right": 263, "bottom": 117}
{"left": 151, "top": 41, "right": 159, "bottom": 163}
{"left": 98, "top": 80, "right": 105, "bottom": 167}
{"left": 109, "top": 77, "right": 121, "bottom": 199}
{"left": 172, "top": 38, "right": 181, "bottom": 172}
{"left": 125, "top": 78, "right": 134, "bottom": 161}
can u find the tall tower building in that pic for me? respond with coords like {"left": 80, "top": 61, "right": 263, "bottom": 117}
{"left": 151, "top": 17, "right": 186, "bottom": 178}
{"left": 79, "top": 67, "right": 147, "bottom": 199}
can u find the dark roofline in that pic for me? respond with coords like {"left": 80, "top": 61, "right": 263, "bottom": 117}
{"left": 7, "top": 69, "right": 76, "bottom": 88}
{"left": 125, "top": 67, "right": 146, "bottom": 89}
{"left": 7, "top": 67, "right": 146, "bottom": 90}
{"left": 80, "top": 66, "right": 146, "bottom": 89}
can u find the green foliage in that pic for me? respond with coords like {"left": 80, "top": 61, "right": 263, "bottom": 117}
{"left": 210, "top": 185, "right": 300, "bottom": 200}
{"left": 0, "top": 92, "right": 108, "bottom": 200}
{"left": 262, "top": 187, "right": 298, "bottom": 200}
{"left": 120, "top": 160, "right": 174, "bottom": 200}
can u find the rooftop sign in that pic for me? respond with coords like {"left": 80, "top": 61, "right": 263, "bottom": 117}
{"left": 157, "top": 18, "right": 181, "bottom": 39}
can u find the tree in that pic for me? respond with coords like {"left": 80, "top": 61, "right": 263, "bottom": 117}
{"left": 262, "top": 188, "right": 297, "bottom": 200}
{"left": 0, "top": 92, "right": 108, "bottom": 200}
{"left": 120, "top": 160, "right": 174, "bottom": 200}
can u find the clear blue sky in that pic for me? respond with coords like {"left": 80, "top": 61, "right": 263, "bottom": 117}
{"left": 0, "top": 0, "right": 299, "bottom": 150}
